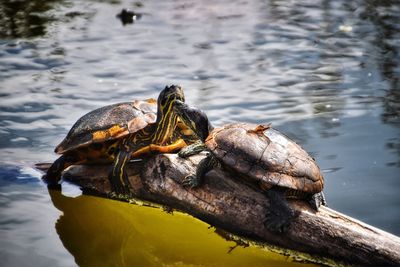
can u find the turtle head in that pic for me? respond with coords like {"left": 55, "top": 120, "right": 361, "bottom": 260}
{"left": 173, "top": 100, "right": 213, "bottom": 142}
{"left": 158, "top": 85, "right": 185, "bottom": 110}
{"left": 153, "top": 85, "right": 185, "bottom": 143}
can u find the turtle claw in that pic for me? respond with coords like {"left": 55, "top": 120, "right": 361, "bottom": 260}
{"left": 111, "top": 179, "right": 132, "bottom": 196}
{"left": 263, "top": 216, "right": 286, "bottom": 233}
{"left": 181, "top": 174, "right": 200, "bottom": 188}
{"left": 108, "top": 190, "right": 133, "bottom": 201}
{"left": 178, "top": 142, "right": 208, "bottom": 158}
{"left": 108, "top": 172, "right": 132, "bottom": 198}
{"left": 309, "top": 192, "right": 327, "bottom": 210}
{"left": 264, "top": 209, "right": 297, "bottom": 233}
{"left": 264, "top": 188, "right": 300, "bottom": 233}
{"left": 178, "top": 149, "right": 192, "bottom": 158}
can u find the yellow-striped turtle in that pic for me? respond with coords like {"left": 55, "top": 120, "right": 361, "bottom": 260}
{"left": 44, "top": 85, "right": 190, "bottom": 194}
{"left": 173, "top": 100, "right": 326, "bottom": 233}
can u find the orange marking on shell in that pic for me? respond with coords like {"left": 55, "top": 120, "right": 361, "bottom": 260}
{"left": 92, "top": 130, "right": 108, "bottom": 141}
{"left": 92, "top": 125, "right": 126, "bottom": 141}
{"left": 108, "top": 125, "right": 126, "bottom": 137}
{"left": 145, "top": 98, "right": 157, "bottom": 104}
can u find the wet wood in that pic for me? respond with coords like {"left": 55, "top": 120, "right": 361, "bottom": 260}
{"left": 40, "top": 153, "right": 400, "bottom": 266}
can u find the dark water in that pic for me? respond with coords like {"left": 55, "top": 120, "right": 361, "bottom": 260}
{"left": 1, "top": 0, "right": 399, "bottom": 266}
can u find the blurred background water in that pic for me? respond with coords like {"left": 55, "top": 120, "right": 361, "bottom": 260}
{"left": 0, "top": 0, "right": 399, "bottom": 266}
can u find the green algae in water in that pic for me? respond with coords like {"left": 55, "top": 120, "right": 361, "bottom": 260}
{"left": 49, "top": 189, "right": 318, "bottom": 267}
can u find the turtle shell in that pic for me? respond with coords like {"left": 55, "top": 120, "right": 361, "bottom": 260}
{"left": 205, "top": 123, "right": 324, "bottom": 194}
{"left": 55, "top": 99, "right": 157, "bottom": 154}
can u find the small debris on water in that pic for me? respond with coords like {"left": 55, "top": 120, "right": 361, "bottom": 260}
{"left": 116, "top": 8, "right": 142, "bottom": 25}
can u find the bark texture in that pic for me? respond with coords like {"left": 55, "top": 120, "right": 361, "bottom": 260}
{"left": 40, "top": 153, "right": 400, "bottom": 266}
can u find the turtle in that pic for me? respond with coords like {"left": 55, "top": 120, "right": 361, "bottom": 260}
{"left": 44, "top": 85, "right": 191, "bottom": 195}
{"left": 116, "top": 8, "right": 142, "bottom": 25}
{"left": 173, "top": 100, "right": 326, "bottom": 233}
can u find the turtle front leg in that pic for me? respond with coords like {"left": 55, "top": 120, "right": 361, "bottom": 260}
{"left": 182, "top": 152, "right": 217, "bottom": 188}
{"left": 264, "top": 187, "right": 300, "bottom": 233}
{"left": 108, "top": 149, "right": 132, "bottom": 196}
{"left": 178, "top": 141, "right": 208, "bottom": 158}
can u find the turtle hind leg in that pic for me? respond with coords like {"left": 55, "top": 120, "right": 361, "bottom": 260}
{"left": 309, "top": 192, "right": 327, "bottom": 210}
{"left": 108, "top": 150, "right": 132, "bottom": 196}
{"left": 182, "top": 152, "right": 216, "bottom": 188}
{"left": 43, "top": 155, "right": 75, "bottom": 185}
{"left": 264, "top": 187, "right": 299, "bottom": 233}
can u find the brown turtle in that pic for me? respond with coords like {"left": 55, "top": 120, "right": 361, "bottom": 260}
{"left": 173, "top": 100, "right": 326, "bottom": 233}
{"left": 44, "top": 85, "right": 191, "bottom": 195}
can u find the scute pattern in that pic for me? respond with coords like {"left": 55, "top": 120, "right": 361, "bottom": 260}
{"left": 206, "top": 123, "right": 323, "bottom": 193}
{"left": 55, "top": 100, "right": 157, "bottom": 154}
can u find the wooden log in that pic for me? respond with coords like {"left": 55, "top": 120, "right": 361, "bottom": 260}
{"left": 41, "top": 153, "right": 400, "bottom": 266}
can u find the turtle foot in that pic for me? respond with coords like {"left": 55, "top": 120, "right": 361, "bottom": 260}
{"left": 178, "top": 142, "right": 207, "bottom": 158}
{"left": 181, "top": 174, "right": 200, "bottom": 188}
{"left": 108, "top": 176, "right": 133, "bottom": 198}
{"left": 309, "top": 192, "right": 327, "bottom": 210}
{"left": 109, "top": 176, "right": 132, "bottom": 197}
{"left": 108, "top": 189, "right": 133, "bottom": 200}
{"left": 264, "top": 187, "right": 300, "bottom": 233}
{"left": 108, "top": 150, "right": 132, "bottom": 197}
{"left": 178, "top": 149, "right": 192, "bottom": 158}
{"left": 264, "top": 208, "right": 299, "bottom": 233}
{"left": 108, "top": 171, "right": 132, "bottom": 197}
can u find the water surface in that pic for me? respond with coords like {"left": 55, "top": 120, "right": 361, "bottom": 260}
{"left": 1, "top": 0, "right": 399, "bottom": 266}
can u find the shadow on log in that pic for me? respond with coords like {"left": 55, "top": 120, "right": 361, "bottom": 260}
{"left": 38, "top": 153, "right": 400, "bottom": 266}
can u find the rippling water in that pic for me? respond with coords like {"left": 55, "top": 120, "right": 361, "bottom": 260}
{"left": 1, "top": 0, "right": 399, "bottom": 266}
